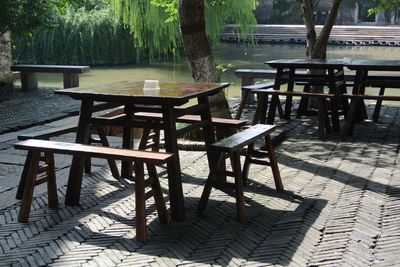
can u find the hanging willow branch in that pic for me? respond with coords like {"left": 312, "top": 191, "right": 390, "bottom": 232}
{"left": 13, "top": 8, "right": 137, "bottom": 65}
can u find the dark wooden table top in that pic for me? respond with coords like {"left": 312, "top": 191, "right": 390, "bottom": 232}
{"left": 55, "top": 81, "right": 230, "bottom": 105}
{"left": 345, "top": 59, "right": 400, "bottom": 71}
{"left": 266, "top": 58, "right": 345, "bottom": 69}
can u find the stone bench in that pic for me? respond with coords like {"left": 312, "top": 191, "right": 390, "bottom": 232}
{"left": 10, "top": 64, "right": 90, "bottom": 90}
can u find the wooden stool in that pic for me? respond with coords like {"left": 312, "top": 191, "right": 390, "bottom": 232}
{"left": 197, "top": 124, "right": 283, "bottom": 221}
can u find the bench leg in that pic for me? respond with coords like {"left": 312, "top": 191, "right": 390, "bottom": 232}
{"left": 372, "top": 87, "right": 385, "bottom": 123}
{"left": 147, "top": 164, "right": 168, "bottom": 225}
{"left": 329, "top": 96, "right": 340, "bottom": 133}
{"left": 231, "top": 152, "right": 245, "bottom": 222}
{"left": 343, "top": 98, "right": 360, "bottom": 136}
{"left": 135, "top": 162, "right": 147, "bottom": 242}
{"left": 18, "top": 151, "right": 40, "bottom": 222}
{"left": 20, "top": 72, "right": 38, "bottom": 91}
{"left": 235, "top": 89, "right": 251, "bottom": 120}
{"left": 197, "top": 152, "right": 222, "bottom": 214}
{"left": 265, "top": 136, "right": 284, "bottom": 192}
{"left": 242, "top": 143, "right": 254, "bottom": 185}
{"left": 316, "top": 98, "right": 329, "bottom": 140}
{"left": 45, "top": 153, "right": 58, "bottom": 208}
{"left": 297, "top": 84, "right": 311, "bottom": 118}
{"left": 63, "top": 73, "right": 79, "bottom": 88}
{"left": 16, "top": 152, "right": 34, "bottom": 200}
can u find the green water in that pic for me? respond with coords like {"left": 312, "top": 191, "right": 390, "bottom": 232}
{"left": 17, "top": 43, "right": 400, "bottom": 98}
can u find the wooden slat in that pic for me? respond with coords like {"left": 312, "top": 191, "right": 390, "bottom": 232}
{"left": 133, "top": 112, "right": 246, "bottom": 128}
{"left": 14, "top": 140, "right": 173, "bottom": 165}
{"left": 210, "top": 124, "right": 276, "bottom": 153}
{"left": 344, "top": 94, "right": 400, "bottom": 101}
{"left": 254, "top": 89, "right": 336, "bottom": 98}
{"left": 18, "top": 125, "right": 77, "bottom": 140}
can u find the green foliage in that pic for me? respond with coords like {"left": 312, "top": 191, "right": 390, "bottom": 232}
{"left": 368, "top": 0, "right": 398, "bottom": 15}
{"left": 111, "top": 0, "right": 257, "bottom": 60}
{"left": 54, "top": 0, "right": 111, "bottom": 14}
{"left": 111, "top": 0, "right": 182, "bottom": 61}
{"left": 13, "top": 7, "right": 137, "bottom": 65}
{"left": 0, "top": 0, "right": 56, "bottom": 36}
{"left": 150, "top": 0, "right": 178, "bottom": 23}
{"left": 205, "top": 0, "right": 257, "bottom": 44}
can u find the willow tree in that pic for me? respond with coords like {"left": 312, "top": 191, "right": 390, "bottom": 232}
{"left": 112, "top": 0, "right": 257, "bottom": 118}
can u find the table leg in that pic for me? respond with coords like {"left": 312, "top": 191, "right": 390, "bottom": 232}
{"left": 121, "top": 105, "right": 134, "bottom": 178}
{"left": 252, "top": 92, "right": 269, "bottom": 125}
{"left": 327, "top": 68, "right": 340, "bottom": 132}
{"left": 267, "top": 68, "right": 285, "bottom": 124}
{"left": 65, "top": 100, "right": 93, "bottom": 206}
{"left": 162, "top": 104, "right": 185, "bottom": 221}
{"left": 283, "top": 69, "right": 295, "bottom": 120}
{"left": 352, "top": 70, "right": 369, "bottom": 122}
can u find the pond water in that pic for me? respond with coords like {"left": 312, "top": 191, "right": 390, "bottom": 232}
{"left": 21, "top": 43, "right": 400, "bottom": 98}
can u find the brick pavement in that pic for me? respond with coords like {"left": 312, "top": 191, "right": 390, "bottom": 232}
{"left": 0, "top": 90, "right": 399, "bottom": 266}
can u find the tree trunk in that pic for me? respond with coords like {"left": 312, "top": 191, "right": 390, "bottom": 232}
{"left": 298, "top": 0, "right": 342, "bottom": 95}
{"left": 0, "top": 32, "right": 13, "bottom": 95}
{"left": 178, "top": 0, "right": 231, "bottom": 118}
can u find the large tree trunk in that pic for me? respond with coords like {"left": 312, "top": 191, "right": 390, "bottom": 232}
{"left": 298, "top": 0, "right": 342, "bottom": 95}
{"left": 0, "top": 32, "right": 13, "bottom": 95}
{"left": 298, "top": 0, "right": 342, "bottom": 60}
{"left": 178, "top": 0, "right": 232, "bottom": 118}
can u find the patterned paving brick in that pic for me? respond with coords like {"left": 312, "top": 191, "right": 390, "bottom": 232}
{"left": 0, "top": 103, "right": 399, "bottom": 266}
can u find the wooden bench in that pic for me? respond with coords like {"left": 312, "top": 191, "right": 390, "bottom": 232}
{"left": 343, "top": 94, "right": 400, "bottom": 135}
{"left": 10, "top": 64, "right": 90, "bottom": 91}
{"left": 235, "top": 82, "right": 276, "bottom": 120}
{"left": 99, "top": 112, "right": 248, "bottom": 141}
{"left": 16, "top": 103, "right": 125, "bottom": 183}
{"left": 197, "top": 124, "right": 283, "bottom": 221}
{"left": 254, "top": 89, "right": 338, "bottom": 140}
{"left": 14, "top": 139, "right": 173, "bottom": 242}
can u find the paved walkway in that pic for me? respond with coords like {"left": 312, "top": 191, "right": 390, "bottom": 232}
{"left": 0, "top": 88, "right": 399, "bottom": 266}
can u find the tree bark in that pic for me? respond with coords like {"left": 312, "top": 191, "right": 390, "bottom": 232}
{"left": 298, "top": 0, "right": 343, "bottom": 60}
{"left": 178, "top": 0, "right": 231, "bottom": 118}
{"left": 0, "top": 32, "right": 13, "bottom": 94}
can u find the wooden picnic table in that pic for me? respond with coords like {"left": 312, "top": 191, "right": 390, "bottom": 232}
{"left": 55, "top": 81, "right": 229, "bottom": 221}
{"left": 252, "top": 59, "right": 347, "bottom": 138}
{"left": 343, "top": 59, "right": 400, "bottom": 135}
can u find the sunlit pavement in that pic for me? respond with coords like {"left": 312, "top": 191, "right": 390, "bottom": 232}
{"left": 0, "top": 89, "right": 399, "bottom": 266}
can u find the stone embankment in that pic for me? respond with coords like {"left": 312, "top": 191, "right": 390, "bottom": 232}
{"left": 221, "top": 24, "right": 400, "bottom": 46}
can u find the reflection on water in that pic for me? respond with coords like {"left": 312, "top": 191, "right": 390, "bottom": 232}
{"left": 16, "top": 43, "right": 400, "bottom": 98}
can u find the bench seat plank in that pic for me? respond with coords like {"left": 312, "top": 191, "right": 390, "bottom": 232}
{"left": 132, "top": 112, "right": 246, "bottom": 128}
{"left": 210, "top": 124, "right": 276, "bottom": 152}
{"left": 11, "top": 64, "right": 90, "bottom": 90}
{"left": 11, "top": 64, "right": 90, "bottom": 73}
{"left": 344, "top": 94, "right": 400, "bottom": 101}
{"left": 254, "top": 89, "right": 336, "bottom": 98}
{"left": 18, "top": 125, "right": 78, "bottom": 140}
{"left": 15, "top": 140, "right": 173, "bottom": 165}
